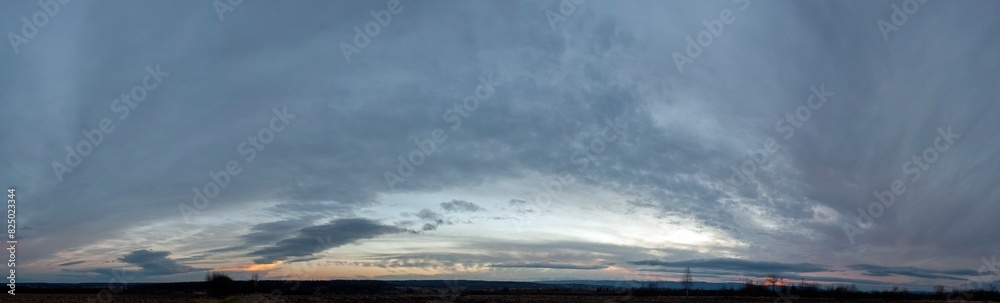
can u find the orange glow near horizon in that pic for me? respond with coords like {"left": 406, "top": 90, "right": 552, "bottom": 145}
{"left": 247, "top": 261, "right": 284, "bottom": 271}
{"left": 219, "top": 261, "right": 285, "bottom": 272}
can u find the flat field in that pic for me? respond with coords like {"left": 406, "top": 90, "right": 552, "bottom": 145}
{"left": 1, "top": 294, "right": 966, "bottom": 303}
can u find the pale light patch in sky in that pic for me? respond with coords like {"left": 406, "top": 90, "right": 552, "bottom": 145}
{"left": 2, "top": 0, "right": 998, "bottom": 291}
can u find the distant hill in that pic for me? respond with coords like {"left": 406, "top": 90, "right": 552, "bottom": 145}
{"left": 535, "top": 280, "right": 743, "bottom": 290}
{"left": 388, "top": 280, "right": 553, "bottom": 289}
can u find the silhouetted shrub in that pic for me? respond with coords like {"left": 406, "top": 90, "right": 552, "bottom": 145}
{"left": 205, "top": 271, "right": 237, "bottom": 298}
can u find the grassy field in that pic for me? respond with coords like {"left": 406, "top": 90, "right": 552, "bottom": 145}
{"left": 1, "top": 294, "right": 975, "bottom": 303}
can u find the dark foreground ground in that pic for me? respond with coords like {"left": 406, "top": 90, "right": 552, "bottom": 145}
{"left": 4, "top": 294, "right": 990, "bottom": 303}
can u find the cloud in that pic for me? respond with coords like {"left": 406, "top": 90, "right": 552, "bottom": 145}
{"left": 489, "top": 262, "right": 609, "bottom": 270}
{"left": 629, "top": 258, "right": 830, "bottom": 274}
{"left": 440, "top": 200, "right": 484, "bottom": 212}
{"left": 415, "top": 209, "right": 443, "bottom": 221}
{"left": 57, "top": 261, "right": 85, "bottom": 266}
{"left": 2, "top": 0, "right": 999, "bottom": 288}
{"left": 209, "top": 218, "right": 318, "bottom": 254}
{"left": 407, "top": 208, "right": 448, "bottom": 231}
{"left": 848, "top": 264, "right": 979, "bottom": 281}
{"left": 248, "top": 218, "right": 408, "bottom": 264}
{"left": 118, "top": 250, "right": 205, "bottom": 276}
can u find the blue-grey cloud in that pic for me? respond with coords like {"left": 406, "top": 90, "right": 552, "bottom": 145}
{"left": 848, "top": 264, "right": 980, "bottom": 281}
{"left": 441, "top": 199, "right": 484, "bottom": 212}
{"left": 0, "top": 0, "right": 997, "bottom": 289}
{"left": 629, "top": 258, "right": 830, "bottom": 274}
{"left": 118, "top": 250, "right": 206, "bottom": 276}
{"left": 489, "top": 262, "right": 609, "bottom": 270}
{"left": 249, "top": 218, "right": 408, "bottom": 264}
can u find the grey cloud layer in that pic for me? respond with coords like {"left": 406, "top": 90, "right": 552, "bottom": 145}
{"left": 849, "top": 264, "right": 981, "bottom": 281}
{"left": 249, "top": 218, "right": 408, "bottom": 264}
{"left": 441, "top": 200, "right": 484, "bottom": 212}
{"left": 629, "top": 258, "right": 829, "bottom": 274}
{"left": 1, "top": 0, "right": 998, "bottom": 287}
{"left": 117, "top": 250, "right": 207, "bottom": 276}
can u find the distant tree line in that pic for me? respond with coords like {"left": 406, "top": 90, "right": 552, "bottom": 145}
{"left": 15, "top": 271, "right": 1000, "bottom": 301}
{"left": 618, "top": 275, "right": 1000, "bottom": 301}
{"left": 204, "top": 271, "right": 395, "bottom": 298}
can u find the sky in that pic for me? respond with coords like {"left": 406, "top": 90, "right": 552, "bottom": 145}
{"left": 1, "top": 0, "right": 998, "bottom": 292}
